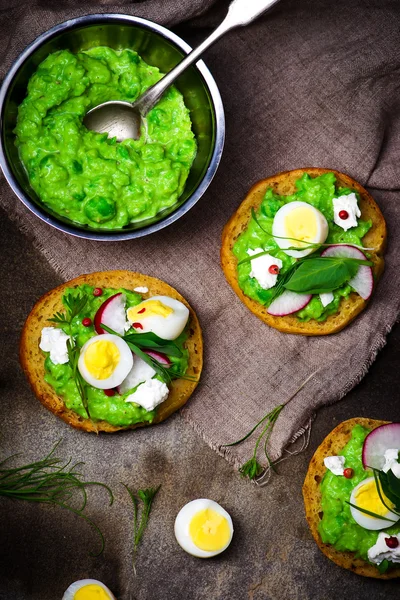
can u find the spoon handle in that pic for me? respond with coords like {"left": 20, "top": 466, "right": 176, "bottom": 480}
{"left": 137, "top": 0, "right": 280, "bottom": 116}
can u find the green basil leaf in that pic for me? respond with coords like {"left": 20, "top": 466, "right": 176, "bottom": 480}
{"left": 102, "top": 325, "right": 182, "bottom": 358}
{"left": 387, "top": 470, "right": 400, "bottom": 505}
{"left": 123, "top": 332, "right": 182, "bottom": 358}
{"left": 284, "top": 258, "right": 359, "bottom": 294}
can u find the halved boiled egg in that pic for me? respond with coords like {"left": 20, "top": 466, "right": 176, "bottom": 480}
{"left": 62, "top": 579, "right": 115, "bottom": 600}
{"left": 272, "top": 201, "right": 328, "bottom": 258}
{"left": 349, "top": 477, "right": 400, "bottom": 530}
{"left": 174, "top": 499, "right": 234, "bottom": 558}
{"left": 78, "top": 334, "right": 133, "bottom": 390}
{"left": 127, "top": 296, "right": 189, "bottom": 341}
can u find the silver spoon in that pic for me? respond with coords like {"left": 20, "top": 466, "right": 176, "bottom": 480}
{"left": 83, "top": 0, "right": 280, "bottom": 141}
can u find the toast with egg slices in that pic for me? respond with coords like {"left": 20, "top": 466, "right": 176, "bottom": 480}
{"left": 303, "top": 418, "right": 400, "bottom": 579}
{"left": 20, "top": 271, "right": 203, "bottom": 433}
{"left": 221, "top": 168, "right": 386, "bottom": 335}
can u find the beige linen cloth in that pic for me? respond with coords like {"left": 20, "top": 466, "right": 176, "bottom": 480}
{"left": 1, "top": 0, "right": 399, "bottom": 471}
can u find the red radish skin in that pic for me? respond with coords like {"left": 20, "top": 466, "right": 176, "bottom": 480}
{"left": 143, "top": 349, "right": 171, "bottom": 367}
{"left": 321, "top": 245, "right": 374, "bottom": 300}
{"left": 267, "top": 290, "right": 312, "bottom": 316}
{"left": 362, "top": 423, "right": 400, "bottom": 470}
{"left": 94, "top": 293, "right": 127, "bottom": 335}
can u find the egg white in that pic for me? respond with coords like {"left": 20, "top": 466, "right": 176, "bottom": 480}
{"left": 127, "top": 296, "right": 189, "bottom": 341}
{"left": 174, "top": 498, "right": 234, "bottom": 558}
{"left": 272, "top": 201, "right": 328, "bottom": 258}
{"left": 349, "top": 477, "right": 400, "bottom": 531}
{"left": 78, "top": 334, "right": 133, "bottom": 390}
{"left": 62, "top": 579, "right": 115, "bottom": 600}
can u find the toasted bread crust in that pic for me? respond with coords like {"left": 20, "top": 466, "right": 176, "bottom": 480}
{"left": 303, "top": 417, "right": 400, "bottom": 579}
{"left": 221, "top": 168, "right": 387, "bottom": 335}
{"left": 20, "top": 271, "right": 203, "bottom": 433}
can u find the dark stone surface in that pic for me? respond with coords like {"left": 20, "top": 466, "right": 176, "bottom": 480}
{"left": 0, "top": 205, "right": 399, "bottom": 600}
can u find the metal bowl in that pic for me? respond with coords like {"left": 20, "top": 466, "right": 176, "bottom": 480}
{"left": 0, "top": 14, "right": 224, "bottom": 241}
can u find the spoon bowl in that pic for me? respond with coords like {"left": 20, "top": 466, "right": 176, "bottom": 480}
{"left": 84, "top": 101, "right": 142, "bottom": 142}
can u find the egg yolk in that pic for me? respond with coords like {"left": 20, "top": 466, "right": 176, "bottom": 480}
{"left": 284, "top": 206, "right": 317, "bottom": 247}
{"left": 354, "top": 479, "right": 395, "bottom": 518}
{"left": 74, "top": 584, "right": 111, "bottom": 600}
{"left": 189, "top": 509, "right": 231, "bottom": 552}
{"left": 127, "top": 300, "right": 173, "bottom": 322}
{"left": 83, "top": 340, "right": 120, "bottom": 380}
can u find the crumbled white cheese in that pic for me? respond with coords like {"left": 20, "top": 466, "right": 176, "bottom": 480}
{"left": 368, "top": 532, "right": 400, "bottom": 565}
{"left": 247, "top": 248, "right": 283, "bottom": 290}
{"left": 118, "top": 355, "right": 156, "bottom": 394}
{"left": 134, "top": 286, "right": 149, "bottom": 294}
{"left": 125, "top": 379, "right": 169, "bottom": 411}
{"left": 333, "top": 193, "right": 361, "bottom": 231}
{"left": 319, "top": 292, "right": 334, "bottom": 307}
{"left": 39, "top": 327, "right": 70, "bottom": 365}
{"left": 382, "top": 449, "right": 400, "bottom": 478}
{"left": 324, "top": 455, "right": 345, "bottom": 475}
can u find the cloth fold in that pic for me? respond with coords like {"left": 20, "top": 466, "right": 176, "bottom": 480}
{"left": 1, "top": 0, "right": 400, "bottom": 470}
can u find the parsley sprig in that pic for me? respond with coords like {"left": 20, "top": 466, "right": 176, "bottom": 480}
{"left": 48, "top": 292, "right": 88, "bottom": 328}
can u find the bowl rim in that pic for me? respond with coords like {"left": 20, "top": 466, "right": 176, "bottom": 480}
{"left": 0, "top": 13, "right": 225, "bottom": 241}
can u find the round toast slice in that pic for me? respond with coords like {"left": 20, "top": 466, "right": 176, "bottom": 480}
{"left": 221, "top": 168, "right": 387, "bottom": 335}
{"left": 303, "top": 417, "right": 400, "bottom": 579}
{"left": 20, "top": 271, "right": 203, "bottom": 433}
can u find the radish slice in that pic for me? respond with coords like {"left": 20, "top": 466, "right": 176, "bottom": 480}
{"left": 267, "top": 290, "right": 312, "bottom": 316}
{"left": 321, "top": 244, "right": 367, "bottom": 261}
{"left": 94, "top": 293, "right": 128, "bottom": 335}
{"left": 143, "top": 349, "right": 171, "bottom": 367}
{"left": 362, "top": 424, "right": 400, "bottom": 470}
{"left": 321, "top": 245, "right": 373, "bottom": 300}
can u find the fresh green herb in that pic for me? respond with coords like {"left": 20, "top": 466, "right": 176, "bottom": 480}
{"left": 101, "top": 325, "right": 182, "bottom": 358}
{"left": 48, "top": 292, "right": 90, "bottom": 417}
{"left": 377, "top": 559, "right": 394, "bottom": 575}
{"left": 66, "top": 339, "right": 90, "bottom": 419}
{"left": 251, "top": 208, "right": 374, "bottom": 251}
{"left": 283, "top": 257, "right": 372, "bottom": 295}
{"left": 345, "top": 501, "right": 398, "bottom": 523}
{"left": 239, "top": 457, "right": 264, "bottom": 480}
{"left": 223, "top": 373, "right": 316, "bottom": 481}
{"left": 48, "top": 292, "right": 88, "bottom": 328}
{"left": 373, "top": 469, "right": 400, "bottom": 516}
{"left": 123, "top": 331, "right": 183, "bottom": 358}
{"left": 102, "top": 324, "right": 197, "bottom": 385}
{"left": 123, "top": 483, "right": 161, "bottom": 574}
{"left": 0, "top": 441, "right": 113, "bottom": 556}
{"left": 267, "top": 262, "right": 300, "bottom": 305}
{"left": 224, "top": 405, "right": 283, "bottom": 480}
{"left": 243, "top": 211, "right": 374, "bottom": 303}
